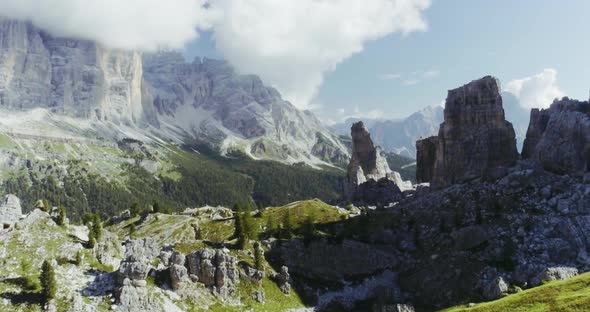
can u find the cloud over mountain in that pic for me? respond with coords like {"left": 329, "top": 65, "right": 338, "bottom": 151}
{"left": 0, "top": 0, "right": 431, "bottom": 110}
{"left": 505, "top": 68, "right": 565, "bottom": 109}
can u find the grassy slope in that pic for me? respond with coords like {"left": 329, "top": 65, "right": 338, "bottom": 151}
{"left": 443, "top": 273, "right": 590, "bottom": 312}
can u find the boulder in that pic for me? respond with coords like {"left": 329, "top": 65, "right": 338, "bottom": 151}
{"left": 0, "top": 194, "right": 22, "bottom": 228}
{"left": 531, "top": 267, "right": 578, "bottom": 286}
{"left": 482, "top": 276, "right": 508, "bottom": 300}
{"left": 522, "top": 98, "right": 590, "bottom": 175}
{"left": 417, "top": 76, "right": 518, "bottom": 187}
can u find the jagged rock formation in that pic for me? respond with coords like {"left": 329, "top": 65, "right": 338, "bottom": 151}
{"left": 522, "top": 97, "right": 590, "bottom": 175}
{"left": 331, "top": 105, "right": 444, "bottom": 158}
{"left": 347, "top": 121, "right": 411, "bottom": 204}
{"left": 117, "top": 239, "right": 160, "bottom": 311}
{"left": 186, "top": 249, "right": 239, "bottom": 299}
{"left": 0, "top": 194, "right": 21, "bottom": 228}
{"left": 416, "top": 76, "right": 519, "bottom": 187}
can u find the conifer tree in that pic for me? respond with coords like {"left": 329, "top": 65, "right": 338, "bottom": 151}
{"left": 88, "top": 228, "right": 96, "bottom": 249}
{"left": 92, "top": 214, "right": 103, "bottom": 242}
{"left": 254, "top": 242, "right": 264, "bottom": 271}
{"left": 57, "top": 206, "right": 66, "bottom": 226}
{"left": 130, "top": 202, "right": 140, "bottom": 217}
{"left": 40, "top": 260, "right": 57, "bottom": 301}
{"left": 282, "top": 209, "right": 294, "bottom": 239}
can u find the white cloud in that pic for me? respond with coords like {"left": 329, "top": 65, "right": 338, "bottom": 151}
{"left": 210, "top": 0, "right": 431, "bottom": 108}
{"left": 505, "top": 69, "right": 565, "bottom": 109}
{"left": 384, "top": 69, "right": 439, "bottom": 86}
{"left": 2, "top": 0, "right": 431, "bottom": 110}
{"left": 0, "top": 0, "right": 217, "bottom": 51}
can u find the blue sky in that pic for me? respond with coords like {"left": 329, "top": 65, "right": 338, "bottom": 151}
{"left": 183, "top": 0, "right": 590, "bottom": 121}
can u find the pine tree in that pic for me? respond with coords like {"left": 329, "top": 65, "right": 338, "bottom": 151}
{"left": 40, "top": 260, "right": 57, "bottom": 301}
{"left": 130, "top": 202, "right": 140, "bottom": 217}
{"left": 266, "top": 216, "right": 276, "bottom": 238}
{"left": 88, "top": 229, "right": 96, "bottom": 249}
{"left": 129, "top": 224, "right": 136, "bottom": 239}
{"left": 92, "top": 214, "right": 103, "bottom": 242}
{"left": 75, "top": 251, "right": 82, "bottom": 265}
{"left": 302, "top": 214, "right": 316, "bottom": 244}
{"left": 282, "top": 209, "right": 294, "bottom": 239}
{"left": 254, "top": 242, "right": 264, "bottom": 271}
{"left": 57, "top": 206, "right": 66, "bottom": 226}
{"left": 153, "top": 201, "right": 161, "bottom": 213}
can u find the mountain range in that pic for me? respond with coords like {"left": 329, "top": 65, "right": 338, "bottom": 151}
{"left": 0, "top": 18, "right": 349, "bottom": 168}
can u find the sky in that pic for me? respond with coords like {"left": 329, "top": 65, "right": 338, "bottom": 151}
{"left": 2, "top": 0, "right": 589, "bottom": 123}
{"left": 187, "top": 0, "right": 590, "bottom": 123}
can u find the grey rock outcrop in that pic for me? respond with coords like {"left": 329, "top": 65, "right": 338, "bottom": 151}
{"left": 169, "top": 251, "right": 188, "bottom": 290}
{"left": 116, "top": 239, "right": 160, "bottom": 311}
{"left": 416, "top": 76, "right": 518, "bottom": 187}
{"left": 522, "top": 98, "right": 590, "bottom": 175}
{"left": 481, "top": 276, "right": 508, "bottom": 300}
{"left": 531, "top": 267, "right": 578, "bottom": 287}
{"left": 347, "top": 121, "right": 411, "bottom": 204}
{"left": 0, "top": 194, "right": 21, "bottom": 228}
{"left": 273, "top": 266, "right": 291, "bottom": 295}
{"left": 186, "top": 249, "right": 239, "bottom": 299}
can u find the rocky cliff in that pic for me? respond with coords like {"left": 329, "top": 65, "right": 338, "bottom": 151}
{"left": 417, "top": 76, "right": 519, "bottom": 187}
{"left": 0, "top": 18, "right": 154, "bottom": 125}
{"left": 522, "top": 97, "right": 590, "bottom": 175}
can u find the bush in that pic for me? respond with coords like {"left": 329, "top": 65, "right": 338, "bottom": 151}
{"left": 57, "top": 206, "right": 66, "bottom": 226}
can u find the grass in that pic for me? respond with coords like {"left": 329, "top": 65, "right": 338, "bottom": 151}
{"left": 443, "top": 272, "right": 590, "bottom": 312}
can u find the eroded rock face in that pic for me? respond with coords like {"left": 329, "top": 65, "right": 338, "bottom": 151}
{"left": 347, "top": 121, "right": 411, "bottom": 204}
{"left": 417, "top": 76, "right": 518, "bottom": 187}
{"left": 186, "top": 249, "right": 239, "bottom": 299}
{"left": 0, "top": 194, "right": 21, "bottom": 228}
{"left": 522, "top": 98, "right": 590, "bottom": 175}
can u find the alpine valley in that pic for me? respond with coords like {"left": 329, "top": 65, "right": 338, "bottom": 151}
{"left": 1, "top": 12, "right": 590, "bottom": 312}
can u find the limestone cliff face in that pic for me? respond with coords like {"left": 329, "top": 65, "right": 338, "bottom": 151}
{"left": 417, "top": 76, "right": 518, "bottom": 187}
{"left": 522, "top": 98, "right": 590, "bottom": 175}
{"left": 0, "top": 18, "right": 152, "bottom": 125}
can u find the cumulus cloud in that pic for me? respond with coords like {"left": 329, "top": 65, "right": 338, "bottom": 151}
{"left": 0, "top": 0, "right": 217, "bottom": 50}
{"left": 505, "top": 69, "right": 565, "bottom": 109}
{"left": 210, "top": 0, "right": 431, "bottom": 108}
{"left": 1, "top": 0, "right": 431, "bottom": 109}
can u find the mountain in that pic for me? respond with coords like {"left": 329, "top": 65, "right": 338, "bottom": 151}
{"left": 0, "top": 18, "right": 348, "bottom": 167}
{"left": 332, "top": 105, "right": 444, "bottom": 158}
